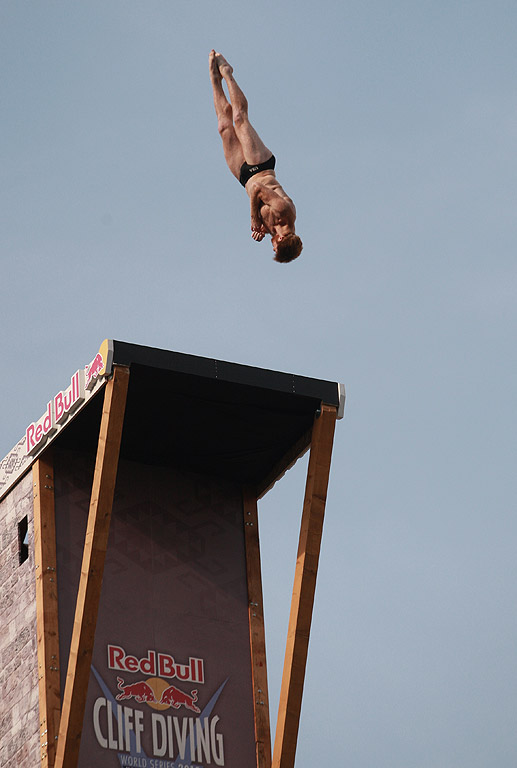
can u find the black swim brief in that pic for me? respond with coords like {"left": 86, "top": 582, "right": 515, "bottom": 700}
{"left": 239, "top": 155, "right": 276, "bottom": 187}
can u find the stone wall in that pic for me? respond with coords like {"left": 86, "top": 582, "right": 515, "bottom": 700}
{"left": 0, "top": 472, "right": 40, "bottom": 767}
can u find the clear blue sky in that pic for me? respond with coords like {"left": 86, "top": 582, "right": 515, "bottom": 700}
{"left": 2, "top": 1, "right": 517, "bottom": 765}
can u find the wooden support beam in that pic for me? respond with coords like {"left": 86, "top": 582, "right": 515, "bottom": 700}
{"left": 54, "top": 365, "right": 129, "bottom": 768}
{"left": 33, "top": 450, "right": 60, "bottom": 768}
{"left": 272, "top": 404, "right": 337, "bottom": 768}
{"left": 243, "top": 488, "right": 272, "bottom": 768}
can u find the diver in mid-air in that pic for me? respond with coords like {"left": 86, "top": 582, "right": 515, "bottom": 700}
{"left": 209, "top": 50, "right": 302, "bottom": 263}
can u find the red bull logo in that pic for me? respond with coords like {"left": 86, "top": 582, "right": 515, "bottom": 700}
{"left": 91, "top": 650, "right": 227, "bottom": 764}
{"left": 158, "top": 684, "right": 200, "bottom": 714}
{"left": 116, "top": 678, "right": 157, "bottom": 703}
{"left": 114, "top": 677, "right": 201, "bottom": 713}
{"left": 23, "top": 340, "right": 112, "bottom": 459}
{"left": 85, "top": 352, "right": 105, "bottom": 390}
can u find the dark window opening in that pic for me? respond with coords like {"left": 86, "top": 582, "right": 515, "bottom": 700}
{"left": 18, "top": 517, "right": 29, "bottom": 564}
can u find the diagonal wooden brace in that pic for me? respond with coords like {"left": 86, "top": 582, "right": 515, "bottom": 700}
{"left": 243, "top": 487, "right": 272, "bottom": 768}
{"left": 272, "top": 404, "right": 337, "bottom": 768}
{"left": 33, "top": 450, "right": 60, "bottom": 768}
{"left": 54, "top": 365, "right": 129, "bottom": 768}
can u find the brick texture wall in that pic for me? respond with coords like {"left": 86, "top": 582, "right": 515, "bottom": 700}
{"left": 0, "top": 472, "right": 40, "bottom": 767}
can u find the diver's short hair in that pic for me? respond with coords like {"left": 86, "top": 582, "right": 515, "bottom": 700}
{"left": 274, "top": 234, "right": 303, "bottom": 263}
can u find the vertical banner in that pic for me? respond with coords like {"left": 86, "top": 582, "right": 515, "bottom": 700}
{"left": 55, "top": 452, "right": 256, "bottom": 767}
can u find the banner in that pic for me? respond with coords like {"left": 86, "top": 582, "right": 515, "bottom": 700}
{"left": 54, "top": 452, "right": 256, "bottom": 767}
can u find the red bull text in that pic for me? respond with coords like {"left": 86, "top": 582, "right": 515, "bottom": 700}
{"left": 26, "top": 370, "right": 84, "bottom": 456}
{"left": 24, "top": 346, "right": 108, "bottom": 457}
{"left": 108, "top": 645, "right": 205, "bottom": 684}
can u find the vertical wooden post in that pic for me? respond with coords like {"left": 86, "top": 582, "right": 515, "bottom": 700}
{"left": 272, "top": 404, "right": 337, "bottom": 768}
{"left": 54, "top": 365, "right": 129, "bottom": 768}
{"left": 243, "top": 487, "right": 272, "bottom": 768}
{"left": 33, "top": 450, "right": 60, "bottom": 768}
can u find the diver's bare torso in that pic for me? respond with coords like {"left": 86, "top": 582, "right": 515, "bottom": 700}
{"left": 245, "top": 171, "right": 297, "bottom": 241}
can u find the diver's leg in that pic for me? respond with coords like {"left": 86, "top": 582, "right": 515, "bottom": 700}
{"left": 209, "top": 50, "right": 244, "bottom": 179}
{"left": 215, "top": 52, "right": 272, "bottom": 165}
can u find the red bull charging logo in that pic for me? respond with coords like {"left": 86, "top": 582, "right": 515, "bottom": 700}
{"left": 116, "top": 677, "right": 201, "bottom": 714}
{"left": 85, "top": 351, "right": 105, "bottom": 390}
